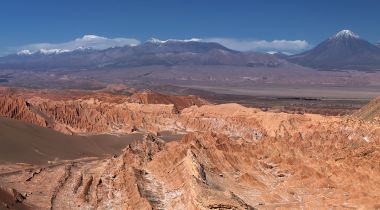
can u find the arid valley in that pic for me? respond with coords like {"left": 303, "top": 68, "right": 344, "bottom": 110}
{"left": 0, "top": 85, "right": 380, "bottom": 209}
{"left": 1, "top": 1, "right": 380, "bottom": 209}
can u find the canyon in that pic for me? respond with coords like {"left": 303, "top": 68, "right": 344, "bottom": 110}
{"left": 0, "top": 88, "right": 380, "bottom": 209}
{"left": 2, "top": 2, "right": 380, "bottom": 209}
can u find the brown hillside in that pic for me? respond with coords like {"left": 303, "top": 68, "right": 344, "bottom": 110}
{"left": 353, "top": 96, "right": 380, "bottom": 122}
{"left": 129, "top": 90, "right": 209, "bottom": 111}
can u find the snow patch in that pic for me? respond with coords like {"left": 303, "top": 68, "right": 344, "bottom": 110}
{"left": 38, "top": 48, "right": 71, "bottom": 55}
{"left": 333, "top": 29, "right": 359, "bottom": 39}
{"left": 15, "top": 34, "right": 140, "bottom": 56}
{"left": 266, "top": 51, "right": 278, "bottom": 55}
{"left": 17, "top": 49, "right": 33, "bottom": 55}
{"left": 16, "top": 46, "right": 95, "bottom": 56}
{"left": 266, "top": 51, "right": 292, "bottom": 55}
{"left": 147, "top": 38, "right": 201, "bottom": 44}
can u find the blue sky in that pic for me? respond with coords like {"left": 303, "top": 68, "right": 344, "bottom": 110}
{"left": 1, "top": 0, "right": 379, "bottom": 55}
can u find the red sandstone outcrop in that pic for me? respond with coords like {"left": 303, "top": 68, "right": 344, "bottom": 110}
{"left": 0, "top": 95, "right": 47, "bottom": 127}
{"left": 27, "top": 98, "right": 179, "bottom": 135}
{"left": 1, "top": 90, "right": 378, "bottom": 144}
{"left": 0, "top": 88, "right": 206, "bottom": 135}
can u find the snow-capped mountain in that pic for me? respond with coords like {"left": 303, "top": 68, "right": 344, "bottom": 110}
{"left": 332, "top": 29, "right": 360, "bottom": 39}
{"left": 16, "top": 47, "right": 93, "bottom": 56}
{"left": 147, "top": 38, "right": 202, "bottom": 44}
{"left": 17, "top": 49, "right": 71, "bottom": 55}
{"left": 3, "top": 31, "right": 380, "bottom": 71}
{"left": 16, "top": 50, "right": 33, "bottom": 55}
{"left": 14, "top": 38, "right": 233, "bottom": 56}
{"left": 0, "top": 39, "right": 281, "bottom": 70}
{"left": 288, "top": 30, "right": 380, "bottom": 70}
{"left": 14, "top": 35, "right": 140, "bottom": 56}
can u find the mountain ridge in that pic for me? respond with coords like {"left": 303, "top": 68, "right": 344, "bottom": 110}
{"left": 287, "top": 30, "right": 380, "bottom": 70}
{"left": 0, "top": 40, "right": 281, "bottom": 70}
{"left": 1, "top": 30, "right": 380, "bottom": 71}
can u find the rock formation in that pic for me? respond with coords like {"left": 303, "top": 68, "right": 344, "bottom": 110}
{"left": 1, "top": 89, "right": 380, "bottom": 209}
{"left": 0, "top": 95, "right": 47, "bottom": 127}
{"left": 353, "top": 96, "right": 380, "bottom": 122}
{"left": 0, "top": 88, "right": 205, "bottom": 135}
{"left": 129, "top": 90, "right": 208, "bottom": 111}
{"left": 1, "top": 127, "right": 379, "bottom": 209}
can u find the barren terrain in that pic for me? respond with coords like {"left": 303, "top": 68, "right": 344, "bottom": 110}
{"left": 0, "top": 88, "right": 380, "bottom": 209}
{"left": 2, "top": 64, "right": 379, "bottom": 116}
{"left": 2, "top": 3, "right": 380, "bottom": 210}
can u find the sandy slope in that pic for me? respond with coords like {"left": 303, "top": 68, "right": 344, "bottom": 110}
{"left": 0, "top": 117, "right": 143, "bottom": 164}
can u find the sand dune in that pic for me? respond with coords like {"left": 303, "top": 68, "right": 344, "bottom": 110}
{"left": 0, "top": 117, "right": 143, "bottom": 164}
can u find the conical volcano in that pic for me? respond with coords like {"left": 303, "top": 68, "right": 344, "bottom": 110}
{"left": 288, "top": 30, "right": 380, "bottom": 70}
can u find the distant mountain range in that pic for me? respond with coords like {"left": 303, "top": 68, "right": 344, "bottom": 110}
{"left": 0, "top": 30, "right": 380, "bottom": 71}
{"left": 287, "top": 30, "right": 380, "bottom": 70}
{"left": 0, "top": 39, "right": 280, "bottom": 70}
